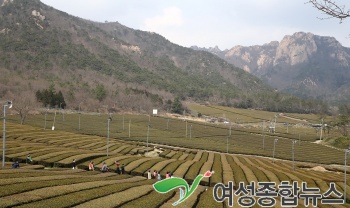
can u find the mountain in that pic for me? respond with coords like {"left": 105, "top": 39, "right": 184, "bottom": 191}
{"left": 192, "top": 32, "right": 350, "bottom": 104}
{"left": 0, "top": 0, "right": 327, "bottom": 114}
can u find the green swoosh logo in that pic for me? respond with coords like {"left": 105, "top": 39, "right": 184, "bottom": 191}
{"left": 153, "top": 171, "right": 213, "bottom": 206}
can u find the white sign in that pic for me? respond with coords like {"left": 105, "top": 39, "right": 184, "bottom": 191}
{"left": 153, "top": 109, "right": 158, "bottom": 115}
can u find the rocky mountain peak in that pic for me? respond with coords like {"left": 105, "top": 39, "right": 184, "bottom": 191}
{"left": 196, "top": 32, "right": 350, "bottom": 103}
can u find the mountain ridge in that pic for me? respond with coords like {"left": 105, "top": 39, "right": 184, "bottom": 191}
{"left": 0, "top": 0, "right": 328, "bottom": 114}
{"left": 191, "top": 32, "right": 350, "bottom": 104}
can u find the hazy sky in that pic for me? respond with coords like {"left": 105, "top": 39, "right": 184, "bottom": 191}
{"left": 40, "top": 0, "right": 350, "bottom": 50}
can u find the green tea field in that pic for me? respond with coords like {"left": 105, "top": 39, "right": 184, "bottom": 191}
{"left": 0, "top": 105, "right": 349, "bottom": 207}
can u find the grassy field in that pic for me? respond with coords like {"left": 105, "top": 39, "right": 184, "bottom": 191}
{"left": 0, "top": 105, "right": 349, "bottom": 207}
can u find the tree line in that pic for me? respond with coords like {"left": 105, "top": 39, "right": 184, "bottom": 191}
{"left": 35, "top": 85, "right": 66, "bottom": 108}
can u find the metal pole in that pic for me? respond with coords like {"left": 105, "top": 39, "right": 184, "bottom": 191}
{"left": 273, "top": 139, "right": 278, "bottom": 163}
{"left": 2, "top": 105, "right": 6, "bottom": 168}
{"left": 167, "top": 119, "right": 169, "bottom": 130}
{"left": 292, "top": 140, "right": 296, "bottom": 171}
{"left": 190, "top": 125, "right": 192, "bottom": 139}
{"left": 52, "top": 110, "right": 57, "bottom": 130}
{"left": 299, "top": 134, "right": 301, "bottom": 145}
{"left": 128, "top": 120, "right": 131, "bottom": 138}
{"left": 60, "top": 103, "right": 64, "bottom": 121}
{"left": 263, "top": 134, "right": 265, "bottom": 150}
{"left": 44, "top": 110, "right": 47, "bottom": 130}
{"left": 147, "top": 124, "right": 150, "bottom": 152}
{"left": 262, "top": 121, "right": 265, "bottom": 150}
{"left": 186, "top": 120, "right": 188, "bottom": 138}
{"left": 123, "top": 115, "right": 125, "bottom": 130}
{"left": 78, "top": 104, "right": 81, "bottom": 130}
{"left": 226, "top": 135, "right": 229, "bottom": 153}
{"left": 294, "top": 126, "right": 296, "bottom": 135}
{"left": 320, "top": 118, "right": 324, "bottom": 141}
{"left": 107, "top": 118, "right": 110, "bottom": 156}
{"left": 345, "top": 149, "right": 349, "bottom": 204}
{"left": 287, "top": 123, "right": 289, "bottom": 133}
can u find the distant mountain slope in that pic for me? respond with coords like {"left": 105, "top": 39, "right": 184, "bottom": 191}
{"left": 0, "top": 0, "right": 327, "bottom": 113}
{"left": 192, "top": 32, "right": 350, "bottom": 104}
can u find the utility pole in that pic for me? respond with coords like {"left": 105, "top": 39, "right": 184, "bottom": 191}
{"left": 190, "top": 125, "right": 192, "bottom": 139}
{"left": 273, "top": 138, "right": 278, "bottom": 163}
{"left": 107, "top": 117, "right": 112, "bottom": 156}
{"left": 292, "top": 140, "right": 297, "bottom": 171}
{"left": 320, "top": 118, "right": 324, "bottom": 141}
{"left": 44, "top": 108, "right": 49, "bottom": 130}
{"left": 147, "top": 124, "right": 150, "bottom": 152}
{"left": 344, "top": 147, "right": 350, "bottom": 204}
{"left": 2, "top": 101, "right": 12, "bottom": 168}
{"left": 78, "top": 103, "right": 82, "bottom": 130}
{"left": 226, "top": 135, "right": 229, "bottom": 153}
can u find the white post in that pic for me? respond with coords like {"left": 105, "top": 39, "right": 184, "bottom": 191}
{"left": 128, "top": 119, "right": 131, "bottom": 138}
{"left": 185, "top": 120, "right": 188, "bottom": 138}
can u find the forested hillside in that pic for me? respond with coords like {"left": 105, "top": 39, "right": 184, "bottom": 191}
{"left": 0, "top": 0, "right": 328, "bottom": 114}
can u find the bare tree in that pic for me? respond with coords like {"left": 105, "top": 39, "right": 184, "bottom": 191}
{"left": 13, "top": 92, "right": 36, "bottom": 125}
{"left": 308, "top": 0, "right": 350, "bottom": 22}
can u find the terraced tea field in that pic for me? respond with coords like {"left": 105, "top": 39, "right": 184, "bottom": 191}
{"left": 6, "top": 107, "right": 345, "bottom": 165}
{"left": 0, "top": 122, "right": 349, "bottom": 207}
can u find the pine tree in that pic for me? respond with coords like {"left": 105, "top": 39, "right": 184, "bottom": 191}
{"left": 171, "top": 97, "right": 184, "bottom": 114}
